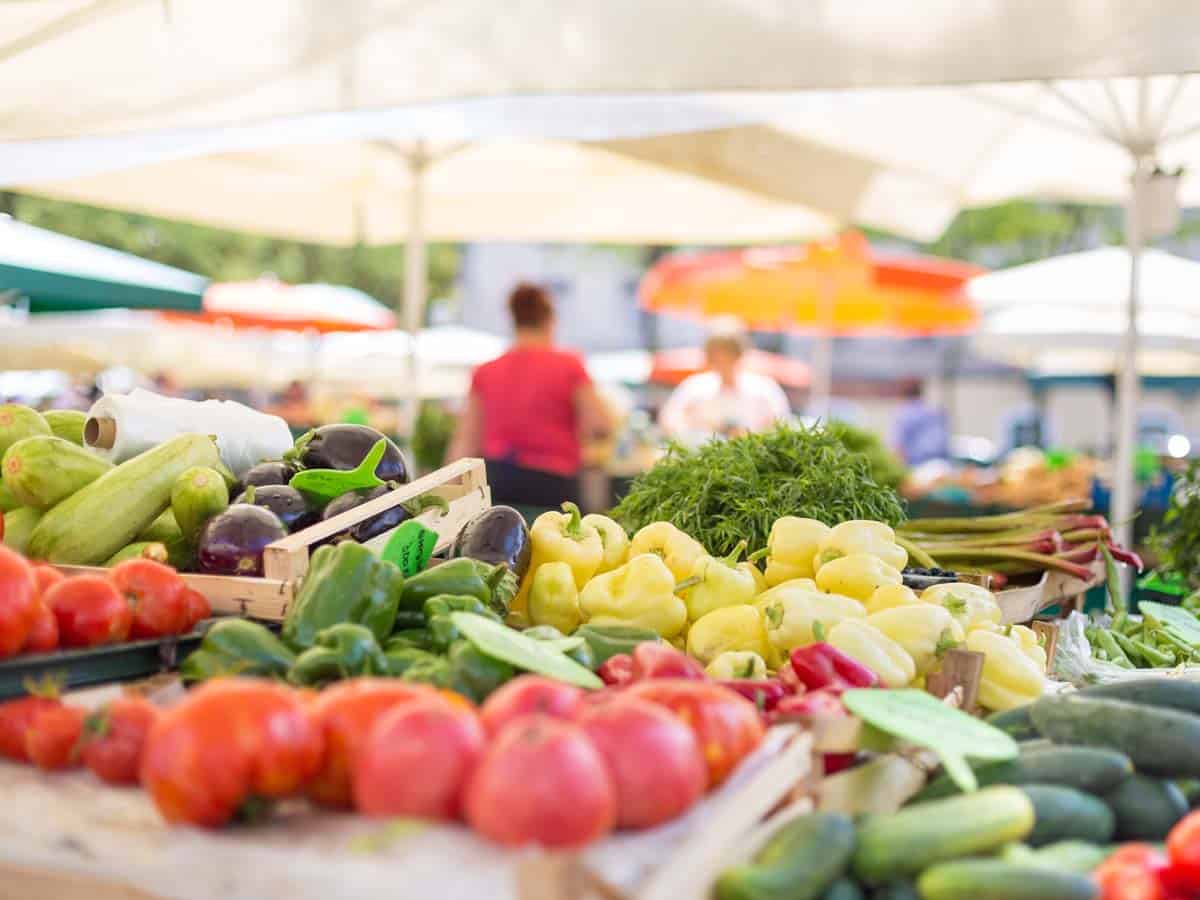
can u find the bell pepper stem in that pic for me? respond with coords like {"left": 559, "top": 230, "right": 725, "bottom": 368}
{"left": 719, "top": 540, "right": 748, "bottom": 567}
{"left": 746, "top": 547, "right": 770, "bottom": 563}
{"left": 560, "top": 502, "right": 585, "bottom": 539}
{"left": 674, "top": 576, "right": 702, "bottom": 592}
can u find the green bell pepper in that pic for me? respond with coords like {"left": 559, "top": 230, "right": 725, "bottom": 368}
{"left": 281, "top": 542, "right": 404, "bottom": 649}
{"left": 444, "top": 641, "right": 514, "bottom": 703}
{"left": 386, "top": 629, "right": 435, "bottom": 652}
{"left": 424, "top": 593, "right": 501, "bottom": 652}
{"left": 399, "top": 558, "right": 509, "bottom": 615}
{"left": 400, "top": 655, "right": 453, "bottom": 688}
{"left": 392, "top": 609, "right": 427, "bottom": 630}
{"left": 384, "top": 647, "right": 441, "bottom": 677}
{"left": 574, "top": 622, "right": 660, "bottom": 666}
{"left": 287, "top": 623, "right": 389, "bottom": 686}
{"left": 523, "top": 625, "right": 597, "bottom": 670}
{"left": 180, "top": 619, "right": 296, "bottom": 682}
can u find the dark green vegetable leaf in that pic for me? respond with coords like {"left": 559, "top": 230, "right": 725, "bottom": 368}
{"left": 450, "top": 612, "right": 603, "bottom": 688}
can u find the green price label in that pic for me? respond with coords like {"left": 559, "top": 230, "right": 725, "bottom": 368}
{"left": 382, "top": 520, "right": 438, "bottom": 576}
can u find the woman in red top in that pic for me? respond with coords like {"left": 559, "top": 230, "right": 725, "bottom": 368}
{"left": 448, "top": 283, "right": 611, "bottom": 507}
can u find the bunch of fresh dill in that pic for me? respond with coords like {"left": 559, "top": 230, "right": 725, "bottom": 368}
{"left": 611, "top": 423, "right": 907, "bottom": 556}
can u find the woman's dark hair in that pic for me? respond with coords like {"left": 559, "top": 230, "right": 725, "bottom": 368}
{"left": 508, "top": 282, "right": 555, "bottom": 329}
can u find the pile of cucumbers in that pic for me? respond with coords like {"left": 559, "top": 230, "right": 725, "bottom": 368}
{"left": 718, "top": 678, "right": 1200, "bottom": 900}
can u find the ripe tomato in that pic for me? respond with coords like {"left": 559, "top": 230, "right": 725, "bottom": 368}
{"left": 353, "top": 696, "right": 485, "bottom": 820}
{"left": 182, "top": 588, "right": 211, "bottom": 630}
{"left": 578, "top": 695, "right": 707, "bottom": 829}
{"left": 23, "top": 598, "right": 59, "bottom": 654}
{"left": 465, "top": 715, "right": 616, "bottom": 848}
{"left": 306, "top": 678, "right": 438, "bottom": 809}
{"left": 1167, "top": 811, "right": 1200, "bottom": 891}
{"left": 479, "top": 675, "right": 584, "bottom": 736}
{"left": 0, "top": 545, "right": 37, "bottom": 659}
{"left": 110, "top": 559, "right": 188, "bottom": 638}
{"left": 0, "top": 693, "right": 62, "bottom": 761}
{"left": 1094, "top": 845, "right": 1169, "bottom": 900}
{"left": 26, "top": 704, "right": 86, "bottom": 770}
{"left": 31, "top": 565, "right": 64, "bottom": 598}
{"left": 626, "top": 679, "right": 765, "bottom": 786}
{"left": 80, "top": 696, "right": 160, "bottom": 785}
{"left": 47, "top": 575, "right": 132, "bottom": 647}
{"left": 140, "top": 678, "right": 322, "bottom": 828}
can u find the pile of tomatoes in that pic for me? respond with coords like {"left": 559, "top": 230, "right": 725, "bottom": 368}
{"left": 0, "top": 545, "right": 209, "bottom": 657}
{"left": 1095, "top": 818, "right": 1200, "bottom": 900}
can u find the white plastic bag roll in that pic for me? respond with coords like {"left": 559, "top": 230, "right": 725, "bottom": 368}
{"left": 85, "top": 389, "right": 294, "bottom": 478}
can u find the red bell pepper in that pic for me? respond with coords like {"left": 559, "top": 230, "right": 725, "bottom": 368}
{"left": 776, "top": 661, "right": 803, "bottom": 694}
{"left": 631, "top": 642, "right": 706, "bottom": 681}
{"left": 789, "top": 643, "right": 878, "bottom": 694}
{"left": 770, "top": 688, "right": 847, "bottom": 721}
{"left": 598, "top": 653, "right": 635, "bottom": 686}
{"left": 717, "top": 678, "right": 787, "bottom": 712}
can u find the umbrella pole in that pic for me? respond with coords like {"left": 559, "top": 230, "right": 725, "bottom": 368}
{"left": 402, "top": 143, "right": 429, "bottom": 438}
{"left": 1112, "top": 164, "right": 1146, "bottom": 554}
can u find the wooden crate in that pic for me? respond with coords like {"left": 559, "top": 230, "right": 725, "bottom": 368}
{"left": 59, "top": 458, "right": 490, "bottom": 623}
{"left": 997, "top": 559, "right": 1104, "bottom": 624}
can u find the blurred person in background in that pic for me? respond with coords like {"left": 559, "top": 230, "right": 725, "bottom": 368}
{"left": 447, "top": 282, "right": 611, "bottom": 507}
{"left": 658, "top": 318, "right": 790, "bottom": 444}
{"left": 892, "top": 379, "right": 949, "bottom": 465}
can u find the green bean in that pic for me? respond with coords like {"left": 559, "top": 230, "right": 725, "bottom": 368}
{"left": 1094, "top": 628, "right": 1133, "bottom": 668}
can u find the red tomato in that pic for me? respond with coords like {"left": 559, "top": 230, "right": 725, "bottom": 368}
{"left": 0, "top": 545, "right": 37, "bottom": 659}
{"left": 465, "top": 715, "right": 616, "bottom": 848}
{"left": 47, "top": 575, "right": 132, "bottom": 647}
{"left": 23, "top": 598, "right": 59, "bottom": 654}
{"left": 625, "top": 679, "right": 765, "bottom": 786}
{"left": 140, "top": 679, "right": 323, "bottom": 828}
{"left": 1095, "top": 845, "right": 1169, "bottom": 900}
{"left": 31, "top": 565, "right": 65, "bottom": 598}
{"left": 353, "top": 696, "right": 485, "bottom": 820}
{"left": 0, "top": 694, "right": 62, "bottom": 761}
{"left": 307, "top": 678, "right": 438, "bottom": 809}
{"left": 182, "top": 588, "right": 212, "bottom": 630}
{"left": 631, "top": 643, "right": 706, "bottom": 681}
{"left": 577, "top": 695, "right": 707, "bottom": 829}
{"left": 25, "top": 704, "right": 86, "bottom": 771}
{"left": 80, "top": 696, "right": 160, "bottom": 785}
{"left": 1168, "top": 811, "right": 1200, "bottom": 891}
{"left": 478, "top": 675, "right": 584, "bottom": 736}
{"left": 110, "top": 559, "right": 188, "bottom": 638}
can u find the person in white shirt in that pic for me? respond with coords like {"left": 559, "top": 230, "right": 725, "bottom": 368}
{"left": 658, "top": 320, "right": 792, "bottom": 443}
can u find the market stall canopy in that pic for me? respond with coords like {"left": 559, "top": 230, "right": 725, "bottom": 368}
{"left": 2, "top": 1, "right": 1195, "bottom": 143}
{"left": 969, "top": 247, "right": 1200, "bottom": 369}
{"left": 0, "top": 216, "right": 206, "bottom": 313}
{"left": 166, "top": 279, "right": 396, "bottom": 332}
{"left": 641, "top": 232, "right": 982, "bottom": 336}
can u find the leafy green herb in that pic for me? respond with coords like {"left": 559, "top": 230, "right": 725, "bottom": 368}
{"left": 1152, "top": 459, "right": 1200, "bottom": 590}
{"left": 611, "top": 423, "right": 906, "bottom": 556}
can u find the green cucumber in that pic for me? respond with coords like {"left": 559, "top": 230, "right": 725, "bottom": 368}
{"left": 2, "top": 507, "right": 42, "bottom": 555}
{"left": 1105, "top": 774, "right": 1188, "bottom": 840}
{"left": 171, "top": 466, "right": 229, "bottom": 544}
{"left": 1081, "top": 679, "right": 1200, "bottom": 716}
{"left": 916, "top": 860, "right": 1098, "bottom": 900}
{"left": 853, "top": 787, "right": 1034, "bottom": 884}
{"left": 0, "top": 404, "right": 49, "bottom": 456}
{"left": 42, "top": 410, "right": 87, "bottom": 446}
{"left": 1029, "top": 694, "right": 1200, "bottom": 777}
{"left": 912, "top": 746, "right": 1132, "bottom": 801}
{"left": 1020, "top": 784, "right": 1114, "bottom": 846}
{"left": 2, "top": 436, "right": 112, "bottom": 509}
{"left": 985, "top": 705, "right": 1039, "bottom": 741}
{"left": 136, "top": 510, "right": 192, "bottom": 569}
{"left": 28, "top": 433, "right": 221, "bottom": 565}
{"left": 0, "top": 482, "right": 18, "bottom": 513}
{"left": 1028, "top": 841, "right": 1112, "bottom": 875}
{"left": 716, "top": 812, "right": 856, "bottom": 900}
{"left": 821, "top": 879, "right": 865, "bottom": 900}
{"left": 104, "top": 541, "right": 169, "bottom": 566}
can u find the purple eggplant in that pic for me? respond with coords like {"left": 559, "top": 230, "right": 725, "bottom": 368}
{"left": 241, "top": 460, "right": 300, "bottom": 489}
{"left": 196, "top": 504, "right": 287, "bottom": 576}
{"left": 451, "top": 506, "right": 532, "bottom": 578}
{"left": 235, "top": 485, "right": 321, "bottom": 533}
{"left": 292, "top": 425, "right": 408, "bottom": 484}
{"left": 320, "top": 483, "right": 411, "bottom": 544}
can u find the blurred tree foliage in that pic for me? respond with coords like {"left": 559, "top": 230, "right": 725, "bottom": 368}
{"left": 0, "top": 192, "right": 459, "bottom": 316}
{"left": 925, "top": 200, "right": 1123, "bottom": 265}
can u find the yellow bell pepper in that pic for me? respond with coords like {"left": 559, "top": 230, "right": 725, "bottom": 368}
{"left": 921, "top": 582, "right": 1002, "bottom": 632}
{"left": 967, "top": 628, "right": 1046, "bottom": 712}
{"left": 827, "top": 620, "right": 916, "bottom": 688}
{"left": 579, "top": 553, "right": 688, "bottom": 639}
{"left": 1007, "top": 624, "right": 1049, "bottom": 672}
{"left": 814, "top": 553, "right": 903, "bottom": 602}
{"left": 740, "top": 561, "right": 769, "bottom": 594}
{"left": 515, "top": 502, "right": 604, "bottom": 612}
{"left": 629, "top": 522, "right": 706, "bottom": 581}
{"left": 687, "top": 605, "right": 770, "bottom": 664}
{"left": 705, "top": 651, "right": 768, "bottom": 680}
{"left": 581, "top": 513, "right": 630, "bottom": 574}
{"left": 814, "top": 520, "right": 907, "bottom": 573}
{"left": 527, "top": 561, "right": 582, "bottom": 635}
{"left": 866, "top": 605, "right": 964, "bottom": 676}
{"left": 763, "top": 517, "right": 831, "bottom": 587}
{"left": 680, "top": 541, "right": 759, "bottom": 622}
{"left": 865, "top": 583, "right": 922, "bottom": 615}
{"left": 757, "top": 583, "right": 866, "bottom": 652}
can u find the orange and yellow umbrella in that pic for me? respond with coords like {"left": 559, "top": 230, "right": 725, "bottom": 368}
{"left": 639, "top": 232, "right": 982, "bottom": 337}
